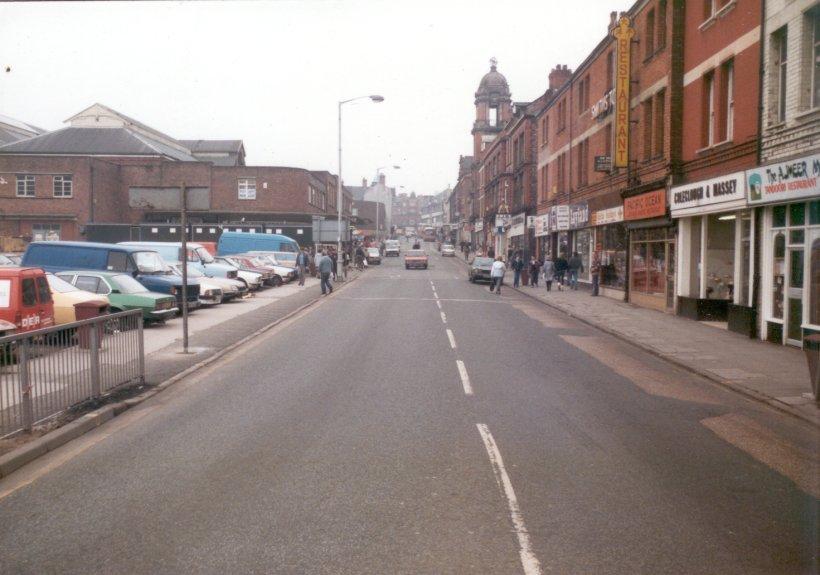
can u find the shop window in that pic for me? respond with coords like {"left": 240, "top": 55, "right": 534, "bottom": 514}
{"left": 772, "top": 232, "right": 786, "bottom": 319}
{"left": 811, "top": 238, "right": 820, "bottom": 326}
{"left": 773, "top": 205, "right": 787, "bottom": 228}
{"left": 810, "top": 200, "right": 820, "bottom": 225}
{"left": 739, "top": 212, "right": 752, "bottom": 306}
{"left": 574, "top": 230, "right": 591, "bottom": 281}
{"left": 600, "top": 224, "right": 627, "bottom": 289}
{"left": 706, "top": 213, "right": 735, "bottom": 300}
{"left": 790, "top": 202, "right": 805, "bottom": 226}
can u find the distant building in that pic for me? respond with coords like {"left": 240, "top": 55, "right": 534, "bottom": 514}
{"left": 0, "top": 113, "right": 44, "bottom": 146}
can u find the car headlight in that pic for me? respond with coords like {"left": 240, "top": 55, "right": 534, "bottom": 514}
{"left": 203, "top": 289, "right": 213, "bottom": 297}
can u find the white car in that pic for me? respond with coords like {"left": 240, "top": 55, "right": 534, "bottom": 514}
{"left": 441, "top": 244, "right": 456, "bottom": 257}
{"left": 169, "top": 263, "right": 223, "bottom": 306}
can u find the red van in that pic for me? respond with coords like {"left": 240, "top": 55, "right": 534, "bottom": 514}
{"left": 0, "top": 268, "right": 55, "bottom": 333}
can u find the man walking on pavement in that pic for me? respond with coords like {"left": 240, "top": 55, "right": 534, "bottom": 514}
{"left": 511, "top": 252, "right": 524, "bottom": 288}
{"left": 554, "top": 252, "right": 568, "bottom": 291}
{"left": 314, "top": 248, "right": 323, "bottom": 278}
{"left": 529, "top": 256, "right": 540, "bottom": 287}
{"left": 542, "top": 256, "right": 555, "bottom": 292}
{"left": 296, "top": 248, "right": 308, "bottom": 286}
{"left": 318, "top": 250, "right": 333, "bottom": 296}
{"left": 489, "top": 255, "right": 506, "bottom": 295}
{"left": 568, "top": 251, "right": 583, "bottom": 290}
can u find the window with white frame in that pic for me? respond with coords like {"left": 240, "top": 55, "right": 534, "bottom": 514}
{"left": 53, "top": 175, "right": 73, "bottom": 198}
{"left": 237, "top": 178, "right": 256, "bottom": 200}
{"left": 32, "top": 223, "right": 61, "bottom": 241}
{"left": 772, "top": 27, "right": 788, "bottom": 123}
{"left": 719, "top": 60, "right": 734, "bottom": 142}
{"left": 16, "top": 175, "right": 35, "bottom": 197}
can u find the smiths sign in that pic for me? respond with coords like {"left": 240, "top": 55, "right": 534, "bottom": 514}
{"left": 612, "top": 17, "right": 634, "bottom": 169}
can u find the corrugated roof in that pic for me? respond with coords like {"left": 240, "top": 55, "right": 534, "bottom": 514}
{"left": 0, "top": 127, "right": 197, "bottom": 161}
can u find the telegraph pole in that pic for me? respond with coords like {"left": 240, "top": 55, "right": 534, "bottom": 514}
{"left": 180, "top": 183, "right": 189, "bottom": 353}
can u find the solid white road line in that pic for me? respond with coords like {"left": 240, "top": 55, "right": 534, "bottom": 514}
{"left": 436, "top": 300, "right": 442, "bottom": 309}
{"left": 446, "top": 328, "right": 457, "bottom": 349}
{"left": 476, "top": 424, "right": 543, "bottom": 575}
{"left": 440, "top": 311, "right": 447, "bottom": 324}
{"left": 456, "top": 359, "right": 473, "bottom": 395}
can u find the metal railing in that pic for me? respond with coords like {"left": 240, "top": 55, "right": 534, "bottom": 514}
{"left": 0, "top": 310, "right": 145, "bottom": 437}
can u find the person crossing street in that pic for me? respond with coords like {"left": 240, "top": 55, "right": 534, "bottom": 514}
{"left": 489, "top": 255, "right": 506, "bottom": 295}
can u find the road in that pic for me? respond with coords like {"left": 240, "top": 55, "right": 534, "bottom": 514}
{"left": 0, "top": 243, "right": 817, "bottom": 574}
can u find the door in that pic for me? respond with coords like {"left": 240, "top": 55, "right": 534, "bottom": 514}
{"left": 785, "top": 234, "right": 805, "bottom": 346}
{"left": 809, "top": 230, "right": 820, "bottom": 335}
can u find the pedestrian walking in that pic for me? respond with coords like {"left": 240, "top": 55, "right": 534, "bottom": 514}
{"left": 590, "top": 250, "right": 601, "bottom": 297}
{"left": 529, "top": 256, "right": 540, "bottom": 287}
{"left": 568, "top": 251, "right": 583, "bottom": 290}
{"left": 554, "top": 254, "right": 568, "bottom": 291}
{"left": 314, "top": 249, "right": 323, "bottom": 278}
{"left": 489, "top": 255, "right": 506, "bottom": 295}
{"left": 542, "top": 257, "right": 555, "bottom": 292}
{"left": 329, "top": 249, "right": 338, "bottom": 281}
{"left": 511, "top": 252, "right": 524, "bottom": 288}
{"left": 318, "top": 250, "right": 334, "bottom": 295}
{"left": 296, "top": 248, "right": 309, "bottom": 286}
{"left": 343, "top": 248, "right": 351, "bottom": 280}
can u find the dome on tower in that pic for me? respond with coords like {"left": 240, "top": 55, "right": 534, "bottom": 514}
{"left": 476, "top": 58, "right": 510, "bottom": 97}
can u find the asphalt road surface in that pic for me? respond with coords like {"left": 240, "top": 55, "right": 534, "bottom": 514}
{"left": 0, "top": 243, "right": 817, "bottom": 574}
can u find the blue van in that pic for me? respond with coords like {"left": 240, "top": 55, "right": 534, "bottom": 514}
{"left": 217, "top": 232, "right": 299, "bottom": 256}
{"left": 22, "top": 241, "right": 200, "bottom": 309}
{"left": 119, "top": 242, "right": 238, "bottom": 280}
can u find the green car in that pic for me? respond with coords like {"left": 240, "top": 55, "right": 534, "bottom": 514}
{"left": 57, "top": 270, "right": 178, "bottom": 323}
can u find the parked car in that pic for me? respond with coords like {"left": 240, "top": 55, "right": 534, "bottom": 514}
{"left": 366, "top": 247, "right": 381, "bottom": 265}
{"left": 0, "top": 254, "right": 17, "bottom": 267}
{"left": 0, "top": 267, "right": 55, "bottom": 333}
{"left": 404, "top": 250, "right": 428, "bottom": 270}
{"left": 217, "top": 231, "right": 299, "bottom": 256}
{"left": 167, "top": 264, "right": 223, "bottom": 306}
{"left": 441, "top": 244, "right": 456, "bottom": 257}
{"left": 268, "top": 251, "right": 298, "bottom": 269}
{"left": 242, "top": 252, "right": 297, "bottom": 284}
{"left": 45, "top": 273, "right": 110, "bottom": 325}
{"left": 22, "top": 241, "right": 201, "bottom": 311}
{"left": 384, "top": 240, "right": 400, "bottom": 257}
{"left": 0, "top": 319, "right": 16, "bottom": 338}
{"left": 56, "top": 271, "right": 178, "bottom": 323}
{"left": 213, "top": 256, "right": 267, "bottom": 289}
{"left": 169, "top": 262, "right": 245, "bottom": 301}
{"left": 468, "top": 257, "right": 495, "bottom": 283}
{"left": 119, "top": 242, "right": 238, "bottom": 280}
{"left": 224, "top": 255, "right": 284, "bottom": 287}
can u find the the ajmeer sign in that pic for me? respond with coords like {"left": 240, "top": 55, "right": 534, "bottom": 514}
{"left": 612, "top": 16, "right": 634, "bottom": 169}
{"left": 747, "top": 153, "right": 820, "bottom": 205}
{"left": 670, "top": 171, "right": 746, "bottom": 216}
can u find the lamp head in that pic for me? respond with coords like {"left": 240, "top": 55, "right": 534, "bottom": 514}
{"left": 370, "top": 95, "right": 385, "bottom": 102}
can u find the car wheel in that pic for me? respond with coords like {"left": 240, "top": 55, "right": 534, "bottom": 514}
{"left": 470, "top": 276, "right": 475, "bottom": 283}
{"left": 405, "top": 265, "right": 409, "bottom": 269}
{"left": 272, "top": 275, "right": 283, "bottom": 287}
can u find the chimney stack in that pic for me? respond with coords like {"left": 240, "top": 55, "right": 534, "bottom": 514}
{"left": 609, "top": 11, "right": 617, "bottom": 30}
{"left": 548, "top": 65, "right": 573, "bottom": 90}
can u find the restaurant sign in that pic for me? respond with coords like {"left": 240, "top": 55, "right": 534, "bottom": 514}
{"left": 747, "top": 153, "right": 820, "bottom": 205}
{"left": 670, "top": 171, "right": 745, "bottom": 216}
{"left": 612, "top": 16, "right": 634, "bottom": 169}
{"left": 624, "top": 189, "right": 666, "bottom": 221}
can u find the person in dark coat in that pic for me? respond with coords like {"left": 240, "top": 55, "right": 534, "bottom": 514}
{"left": 511, "top": 252, "right": 524, "bottom": 288}
{"left": 554, "top": 254, "right": 568, "bottom": 291}
{"left": 568, "top": 251, "right": 583, "bottom": 290}
{"left": 529, "top": 256, "right": 541, "bottom": 287}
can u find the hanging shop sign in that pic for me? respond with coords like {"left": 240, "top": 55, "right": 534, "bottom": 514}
{"left": 590, "top": 90, "right": 615, "bottom": 119}
{"left": 612, "top": 16, "right": 634, "bottom": 169}
{"left": 670, "top": 171, "right": 746, "bottom": 217}
{"left": 624, "top": 189, "right": 666, "bottom": 221}
{"left": 569, "top": 202, "right": 590, "bottom": 229}
{"left": 746, "top": 153, "right": 820, "bottom": 205}
{"left": 590, "top": 205, "right": 624, "bottom": 226}
{"left": 550, "top": 205, "right": 570, "bottom": 231}
{"left": 495, "top": 214, "right": 511, "bottom": 233}
{"left": 594, "top": 156, "right": 612, "bottom": 172}
{"left": 527, "top": 216, "right": 536, "bottom": 229}
{"left": 534, "top": 214, "right": 551, "bottom": 237}
{"left": 507, "top": 212, "right": 527, "bottom": 237}
{"left": 474, "top": 220, "right": 484, "bottom": 233}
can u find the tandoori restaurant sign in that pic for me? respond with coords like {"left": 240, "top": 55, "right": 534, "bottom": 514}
{"left": 624, "top": 189, "right": 666, "bottom": 221}
{"left": 747, "top": 153, "right": 820, "bottom": 205}
{"left": 612, "top": 16, "right": 634, "bottom": 169}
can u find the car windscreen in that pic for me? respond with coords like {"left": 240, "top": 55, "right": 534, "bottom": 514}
{"left": 134, "top": 251, "right": 170, "bottom": 274}
{"left": 473, "top": 258, "right": 494, "bottom": 267}
{"left": 407, "top": 250, "right": 426, "bottom": 257}
{"left": 367, "top": 248, "right": 379, "bottom": 254}
{"left": 442, "top": 245, "right": 454, "bottom": 249}
{"left": 273, "top": 252, "right": 296, "bottom": 262}
{"left": 172, "top": 264, "right": 205, "bottom": 278}
{"left": 0, "top": 254, "right": 13, "bottom": 266}
{"left": 195, "top": 247, "right": 215, "bottom": 263}
{"left": 46, "top": 273, "right": 79, "bottom": 293}
{"left": 112, "top": 274, "right": 149, "bottom": 294}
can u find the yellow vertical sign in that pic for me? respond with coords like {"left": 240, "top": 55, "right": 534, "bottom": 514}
{"left": 612, "top": 16, "right": 634, "bottom": 169}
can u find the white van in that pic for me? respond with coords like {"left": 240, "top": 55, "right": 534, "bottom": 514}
{"left": 384, "top": 240, "right": 400, "bottom": 257}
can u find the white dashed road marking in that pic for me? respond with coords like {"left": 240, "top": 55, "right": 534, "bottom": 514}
{"left": 440, "top": 311, "right": 447, "bottom": 324}
{"left": 435, "top": 300, "right": 442, "bottom": 310}
{"left": 456, "top": 359, "right": 472, "bottom": 395}
{"left": 446, "top": 329, "right": 457, "bottom": 349}
{"left": 476, "top": 424, "right": 543, "bottom": 575}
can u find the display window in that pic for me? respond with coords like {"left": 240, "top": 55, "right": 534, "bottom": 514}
{"left": 629, "top": 227, "right": 675, "bottom": 310}
{"left": 573, "top": 230, "right": 592, "bottom": 282}
{"left": 598, "top": 223, "right": 627, "bottom": 289}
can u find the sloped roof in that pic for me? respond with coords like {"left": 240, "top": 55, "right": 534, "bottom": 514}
{"left": 0, "top": 127, "right": 198, "bottom": 161}
{"left": 0, "top": 113, "right": 45, "bottom": 135}
{"left": 346, "top": 186, "right": 368, "bottom": 201}
{"left": 179, "top": 140, "right": 244, "bottom": 153}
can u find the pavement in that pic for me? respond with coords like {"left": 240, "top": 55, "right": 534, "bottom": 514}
{"left": 0, "top": 243, "right": 816, "bottom": 574}
{"left": 457, "top": 252, "right": 819, "bottom": 427}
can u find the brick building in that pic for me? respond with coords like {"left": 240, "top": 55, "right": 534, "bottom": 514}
{"left": 393, "top": 191, "right": 421, "bottom": 232}
{"left": 0, "top": 103, "right": 352, "bottom": 245}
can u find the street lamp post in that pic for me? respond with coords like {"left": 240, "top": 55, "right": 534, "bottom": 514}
{"left": 337, "top": 94, "right": 384, "bottom": 280}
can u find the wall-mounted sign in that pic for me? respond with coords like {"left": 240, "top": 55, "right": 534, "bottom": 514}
{"left": 550, "top": 205, "right": 570, "bottom": 231}
{"left": 747, "top": 153, "right": 820, "bottom": 205}
{"left": 474, "top": 220, "right": 484, "bottom": 232}
{"left": 594, "top": 156, "right": 612, "bottom": 172}
{"left": 590, "top": 90, "right": 614, "bottom": 119}
{"left": 624, "top": 189, "right": 666, "bottom": 221}
{"left": 495, "top": 214, "right": 511, "bottom": 232}
{"left": 670, "top": 171, "right": 746, "bottom": 216}
{"left": 508, "top": 212, "right": 527, "bottom": 237}
{"left": 612, "top": 16, "right": 634, "bottom": 169}
{"left": 590, "top": 205, "right": 624, "bottom": 226}
{"left": 569, "top": 202, "right": 590, "bottom": 229}
{"left": 526, "top": 216, "right": 536, "bottom": 228}
{"left": 534, "top": 214, "right": 551, "bottom": 237}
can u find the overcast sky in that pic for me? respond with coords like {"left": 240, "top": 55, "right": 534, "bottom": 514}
{"left": 1, "top": 0, "right": 623, "bottom": 195}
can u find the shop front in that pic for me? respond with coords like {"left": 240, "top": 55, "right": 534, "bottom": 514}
{"left": 549, "top": 205, "right": 570, "bottom": 261}
{"left": 749, "top": 153, "right": 820, "bottom": 346}
{"left": 534, "top": 213, "right": 551, "bottom": 260}
{"left": 671, "top": 171, "right": 753, "bottom": 334}
{"left": 569, "top": 202, "right": 591, "bottom": 284}
{"left": 590, "top": 205, "right": 627, "bottom": 298}
{"left": 493, "top": 214, "right": 510, "bottom": 259}
{"left": 624, "top": 188, "right": 675, "bottom": 312}
{"left": 473, "top": 219, "right": 485, "bottom": 254}
{"left": 506, "top": 212, "right": 527, "bottom": 259}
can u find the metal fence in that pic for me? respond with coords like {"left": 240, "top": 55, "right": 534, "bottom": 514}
{"left": 0, "top": 310, "right": 145, "bottom": 437}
